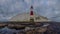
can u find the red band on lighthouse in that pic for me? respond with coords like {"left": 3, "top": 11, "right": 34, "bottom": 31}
{"left": 30, "top": 11, "right": 33, "bottom": 15}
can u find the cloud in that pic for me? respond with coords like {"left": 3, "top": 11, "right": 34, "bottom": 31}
{"left": 32, "top": 0, "right": 60, "bottom": 21}
{"left": 0, "top": 0, "right": 60, "bottom": 22}
{"left": 0, "top": 0, "right": 28, "bottom": 21}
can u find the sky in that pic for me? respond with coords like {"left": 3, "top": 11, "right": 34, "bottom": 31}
{"left": 0, "top": 0, "right": 60, "bottom": 22}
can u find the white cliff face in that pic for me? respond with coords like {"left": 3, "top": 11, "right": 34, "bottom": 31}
{"left": 9, "top": 12, "right": 50, "bottom": 22}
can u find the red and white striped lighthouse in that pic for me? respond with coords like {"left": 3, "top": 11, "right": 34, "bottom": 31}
{"left": 30, "top": 6, "right": 34, "bottom": 17}
{"left": 30, "top": 6, "right": 34, "bottom": 22}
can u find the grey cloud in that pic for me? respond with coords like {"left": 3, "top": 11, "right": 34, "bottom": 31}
{"left": 0, "top": 0, "right": 60, "bottom": 22}
{"left": 0, "top": 0, "right": 28, "bottom": 21}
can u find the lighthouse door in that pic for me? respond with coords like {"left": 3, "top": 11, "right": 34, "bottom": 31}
{"left": 30, "top": 17, "right": 34, "bottom": 22}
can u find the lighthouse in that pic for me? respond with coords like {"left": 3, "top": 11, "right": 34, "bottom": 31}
{"left": 30, "top": 6, "right": 34, "bottom": 22}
